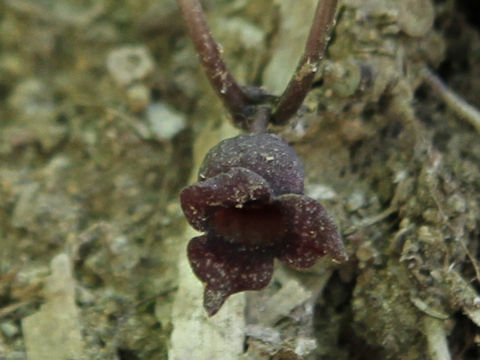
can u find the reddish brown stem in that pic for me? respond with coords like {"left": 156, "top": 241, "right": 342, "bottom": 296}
{"left": 176, "top": 0, "right": 251, "bottom": 123}
{"left": 271, "top": 0, "right": 338, "bottom": 125}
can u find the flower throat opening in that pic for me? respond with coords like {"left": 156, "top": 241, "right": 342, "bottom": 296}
{"left": 210, "top": 205, "right": 286, "bottom": 247}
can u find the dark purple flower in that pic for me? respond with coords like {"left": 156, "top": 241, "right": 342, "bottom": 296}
{"left": 180, "top": 133, "right": 347, "bottom": 316}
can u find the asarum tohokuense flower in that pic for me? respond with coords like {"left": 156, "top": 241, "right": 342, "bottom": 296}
{"left": 180, "top": 133, "right": 347, "bottom": 316}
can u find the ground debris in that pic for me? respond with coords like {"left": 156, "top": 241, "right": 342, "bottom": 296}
{"left": 22, "top": 254, "right": 85, "bottom": 360}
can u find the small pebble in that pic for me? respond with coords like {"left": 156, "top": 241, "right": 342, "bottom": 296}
{"left": 146, "top": 102, "right": 186, "bottom": 141}
{"left": 0, "top": 321, "right": 19, "bottom": 338}
{"left": 127, "top": 84, "right": 151, "bottom": 113}
{"left": 107, "top": 46, "right": 154, "bottom": 86}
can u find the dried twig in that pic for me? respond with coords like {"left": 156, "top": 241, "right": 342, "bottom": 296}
{"left": 422, "top": 67, "right": 480, "bottom": 133}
